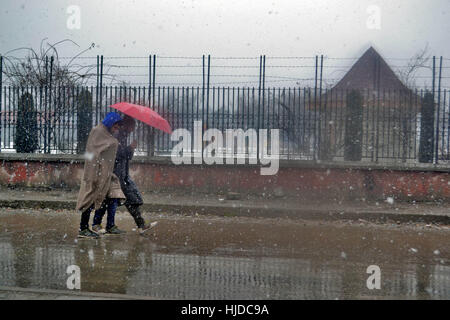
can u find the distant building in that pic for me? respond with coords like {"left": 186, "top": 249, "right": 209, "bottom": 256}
{"left": 310, "top": 47, "right": 421, "bottom": 162}
{"left": 332, "top": 46, "right": 410, "bottom": 92}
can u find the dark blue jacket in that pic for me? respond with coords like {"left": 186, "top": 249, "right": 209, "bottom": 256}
{"left": 113, "top": 132, "right": 143, "bottom": 206}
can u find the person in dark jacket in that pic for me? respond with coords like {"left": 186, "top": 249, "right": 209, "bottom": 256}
{"left": 77, "top": 112, "right": 126, "bottom": 238}
{"left": 93, "top": 115, "right": 157, "bottom": 235}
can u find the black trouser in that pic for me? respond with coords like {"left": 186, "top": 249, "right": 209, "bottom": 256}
{"left": 80, "top": 199, "right": 119, "bottom": 231}
{"left": 126, "top": 203, "right": 145, "bottom": 228}
{"left": 80, "top": 205, "right": 94, "bottom": 231}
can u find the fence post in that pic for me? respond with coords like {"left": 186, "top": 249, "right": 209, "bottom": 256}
{"left": 147, "top": 54, "right": 152, "bottom": 157}
{"left": 318, "top": 55, "right": 331, "bottom": 160}
{"left": 313, "top": 55, "right": 318, "bottom": 160}
{"left": 152, "top": 55, "right": 156, "bottom": 106}
{"left": 99, "top": 55, "right": 104, "bottom": 114}
{"left": 76, "top": 88, "right": 93, "bottom": 154}
{"left": 148, "top": 54, "right": 156, "bottom": 157}
{"left": 257, "top": 55, "right": 262, "bottom": 161}
{"left": 207, "top": 54, "right": 210, "bottom": 131}
{"left": 435, "top": 56, "right": 442, "bottom": 164}
{"left": 47, "top": 56, "right": 54, "bottom": 153}
{"left": 419, "top": 91, "right": 435, "bottom": 163}
{"left": 95, "top": 55, "right": 99, "bottom": 124}
{"left": 201, "top": 54, "right": 205, "bottom": 162}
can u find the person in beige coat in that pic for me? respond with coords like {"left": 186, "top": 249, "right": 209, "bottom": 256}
{"left": 76, "top": 112, "right": 126, "bottom": 239}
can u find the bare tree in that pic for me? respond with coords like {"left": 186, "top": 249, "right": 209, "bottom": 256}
{"left": 392, "top": 47, "right": 432, "bottom": 162}
{"left": 1, "top": 38, "right": 98, "bottom": 87}
{"left": 1, "top": 39, "right": 101, "bottom": 153}
{"left": 397, "top": 44, "right": 432, "bottom": 89}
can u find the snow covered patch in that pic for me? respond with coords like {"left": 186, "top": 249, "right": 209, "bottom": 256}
{"left": 84, "top": 151, "right": 94, "bottom": 161}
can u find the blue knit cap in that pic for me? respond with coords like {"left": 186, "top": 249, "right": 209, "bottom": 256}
{"left": 102, "top": 112, "right": 122, "bottom": 128}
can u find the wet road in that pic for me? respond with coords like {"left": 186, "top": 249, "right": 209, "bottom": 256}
{"left": 0, "top": 208, "right": 448, "bottom": 299}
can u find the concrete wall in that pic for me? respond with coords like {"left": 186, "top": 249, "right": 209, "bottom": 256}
{"left": 0, "top": 153, "right": 449, "bottom": 202}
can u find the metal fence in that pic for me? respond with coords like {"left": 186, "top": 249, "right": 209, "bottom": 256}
{"left": 1, "top": 84, "right": 450, "bottom": 164}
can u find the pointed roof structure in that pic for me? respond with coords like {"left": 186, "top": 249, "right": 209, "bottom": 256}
{"left": 332, "top": 46, "right": 409, "bottom": 92}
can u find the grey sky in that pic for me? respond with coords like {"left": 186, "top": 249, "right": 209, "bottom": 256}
{"left": 0, "top": 0, "right": 449, "bottom": 87}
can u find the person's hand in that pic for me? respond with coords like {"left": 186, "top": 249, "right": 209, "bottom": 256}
{"left": 130, "top": 140, "right": 137, "bottom": 149}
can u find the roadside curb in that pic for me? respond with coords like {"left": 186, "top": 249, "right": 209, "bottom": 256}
{"left": 0, "top": 198, "right": 449, "bottom": 225}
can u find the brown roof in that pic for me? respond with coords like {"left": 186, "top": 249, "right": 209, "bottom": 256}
{"left": 332, "top": 47, "right": 409, "bottom": 92}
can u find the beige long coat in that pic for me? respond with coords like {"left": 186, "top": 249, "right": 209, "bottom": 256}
{"left": 76, "top": 124, "right": 125, "bottom": 212}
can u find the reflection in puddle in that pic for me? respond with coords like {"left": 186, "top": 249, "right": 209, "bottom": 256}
{"left": 0, "top": 239, "right": 449, "bottom": 299}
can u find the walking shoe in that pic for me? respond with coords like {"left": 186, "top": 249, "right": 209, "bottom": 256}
{"left": 92, "top": 224, "right": 106, "bottom": 235}
{"left": 78, "top": 228, "right": 100, "bottom": 239}
{"left": 106, "top": 225, "right": 126, "bottom": 235}
{"left": 138, "top": 221, "right": 158, "bottom": 235}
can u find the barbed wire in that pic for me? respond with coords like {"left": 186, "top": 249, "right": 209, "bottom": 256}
{"left": 5, "top": 55, "right": 448, "bottom": 60}
{"left": 2, "top": 54, "right": 447, "bottom": 89}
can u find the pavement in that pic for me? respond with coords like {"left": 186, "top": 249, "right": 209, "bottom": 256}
{"left": 0, "top": 206, "right": 449, "bottom": 300}
{"left": 0, "top": 186, "right": 449, "bottom": 224}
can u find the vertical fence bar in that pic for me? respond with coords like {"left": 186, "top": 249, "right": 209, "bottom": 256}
{"left": 49, "top": 56, "right": 54, "bottom": 153}
{"left": 251, "top": 87, "right": 255, "bottom": 133}
{"left": 147, "top": 54, "right": 152, "bottom": 156}
{"left": 318, "top": 55, "right": 323, "bottom": 159}
{"left": 313, "top": 55, "right": 318, "bottom": 160}
{"left": 43, "top": 56, "right": 48, "bottom": 153}
{"left": 207, "top": 55, "right": 211, "bottom": 132}
{"left": 371, "top": 88, "right": 376, "bottom": 161}
{"left": 447, "top": 89, "right": 450, "bottom": 159}
{"left": 148, "top": 54, "right": 152, "bottom": 106}
{"left": 286, "top": 88, "right": 289, "bottom": 158}
{"left": 375, "top": 84, "right": 380, "bottom": 162}
{"left": 202, "top": 55, "right": 205, "bottom": 162}
{"left": 292, "top": 87, "right": 296, "bottom": 158}
{"left": 277, "top": 88, "right": 280, "bottom": 150}
{"left": 62, "top": 87, "right": 67, "bottom": 154}
{"left": 99, "top": 55, "right": 104, "bottom": 115}
{"left": 161, "top": 86, "right": 166, "bottom": 151}
{"left": 262, "top": 55, "right": 266, "bottom": 114}
{"left": 432, "top": 56, "right": 438, "bottom": 163}
{"left": 182, "top": 86, "right": 185, "bottom": 143}
{"left": 256, "top": 56, "right": 262, "bottom": 160}
{"left": 186, "top": 86, "right": 190, "bottom": 154}
{"left": 176, "top": 87, "right": 180, "bottom": 133}
{"left": 307, "top": 88, "right": 311, "bottom": 158}
{"left": 262, "top": 55, "right": 266, "bottom": 159}
{"left": 366, "top": 89, "right": 370, "bottom": 160}
{"left": 212, "top": 87, "right": 216, "bottom": 134}
{"left": 95, "top": 55, "right": 99, "bottom": 125}
{"left": 407, "top": 89, "right": 412, "bottom": 160}
{"left": 435, "top": 56, "right": 442, "bottom": 163}
{"left": 152, "top": 55, "right": 156, "bottom": 107}
{"left": 236, "top": 87, "right": 240, "bottom": 137}
{"left": 223, "top": 87, "right": 226, "bottom": 132}
{"left": 152, "top": 55, "right": 157, "bottom": 156}
{"left": 155, "top": 57, "right": 160, "bottom": 154}
{"left": 395, "top": 89, "right": 400, "bottom": 159}
{"left": 431, "top": 56, "right": 435, "bottom": 163}
{"left": 7, "top": 86, "right": 11, "bottom": 150}
{"left": 414, "top": 89, "right": 419, "bottom": 159}
{"left": 446, "top": 89, "right": 449, "bottom": 159}
{"left": 171, "top": 86, "right": 175, "bottom": 153}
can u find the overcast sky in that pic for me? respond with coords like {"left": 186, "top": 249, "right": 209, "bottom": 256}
{"left": 0, "top": 0, "right": 449, "bottom": 87}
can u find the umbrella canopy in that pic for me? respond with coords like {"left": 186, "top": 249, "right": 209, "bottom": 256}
{"left": 110, "top": 102, "right": 172, "bottom": 134}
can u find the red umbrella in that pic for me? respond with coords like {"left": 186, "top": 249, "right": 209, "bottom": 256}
{"left": 110, "top": 102, "right": 172, "bottom": 134}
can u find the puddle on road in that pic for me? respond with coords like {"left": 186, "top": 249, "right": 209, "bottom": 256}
{"left": 0, "top": 210, "right": 449, "bottom": 299}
